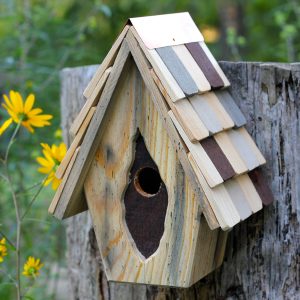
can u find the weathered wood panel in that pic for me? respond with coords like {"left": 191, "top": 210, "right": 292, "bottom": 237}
{"left": 83, "top": 57, "right": 223, "bottom": 287}
{"left": 61, "top": 62, "right": 300, "bottom": 299}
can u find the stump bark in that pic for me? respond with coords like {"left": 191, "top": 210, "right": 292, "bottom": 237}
{"left": 59, "top": 62, "right": 300, "bottom": 300}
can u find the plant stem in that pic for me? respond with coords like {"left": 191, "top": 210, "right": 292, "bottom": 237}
{"left": 4, "top": 122, "right": 21, "bottom": 162}
{"left": 16, "top": 180, "right": 44, "bottom": 196}
{"left": 3, "top": 122, "right": 22, "bottom": 300}
{"left": 21, "top": 177, "right": 46, "bottom": 221}
{"left": 0, "top": 269, "right": 17, "bottom": 285}
{"left": 0, "top": 229, "right": 16, "bottom": 250}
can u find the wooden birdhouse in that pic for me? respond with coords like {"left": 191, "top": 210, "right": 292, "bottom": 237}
{"left": 49, "top": 13, "right": 274, "bottom": 288}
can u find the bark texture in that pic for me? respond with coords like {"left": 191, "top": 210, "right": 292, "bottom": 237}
{"left": 60, "top": 62, "right": 300, "bottom": 300}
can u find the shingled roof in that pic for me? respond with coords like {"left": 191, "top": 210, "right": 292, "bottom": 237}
{"left": 49, "top": 13, "right": 273, "bottom": 230}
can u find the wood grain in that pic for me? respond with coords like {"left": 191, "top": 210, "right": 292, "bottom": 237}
{"left": 189, "top": 93, "right": 234, "bottom": 134}
{"left": 215, "top": 90, "right": 246, "bottom": 127}
{"left": 189, "top": 94, "right": 222, "bottom": 134}
{"left": 70, "top": 67, "right": 111, "bottom": 137}
{"left": 199, "top": 42, "right": 230, "bottom": 87}
{"left": 56, "top": 107, "right": 96, "bottom": 179}
{"left": 48, "top": 147, "right": 80, "bottom": 214}
{"left": 235, "top": 174, "right": 262, "bottom": 213}
{"left": 169, "top": 111, "right": 223, "bottom": 188}
{"left": 150, "top": 69, "right": 209, "bottom": 142}
{"left": 200, "top": 137, "right": 235, "bottom": 181}
{"left": 172, "top": 44, "right": 211, "bottom": 93}
{"left": 239, "top": 127, "right": 266, "bottom": 165}
{"left": 185, "top": 42, "right": 224, "bottom": 88}
{"left": 198, "top": 92, "right": 234, "bottom": 130}
{"left": 156, "top": 46, "right": 198, "bottom": 96}
{"left": 248, "top": 169, "right": 274, "bottom": 205}
{"left": 227, "top": 128, "right": 262, "bottom": 171}
{"left": 83, "top": 25, "right": 130, "bottom": 99}
{"left": 224, "top": 178, "right": 252, "bottom": 221}
{"left": 84, "top": 59, "right": 224, "bottom": 287}
{"left": 130, "top": 27, "right": 185, "bottom": 101}
{"left": 188, "top": 153, "right": 240, "bottom": 230}
{"left": 53, "top": 40, "right": 131, "bottom": 219}
{"left": 213, "top": 131, "right": 248, "bottom": 175}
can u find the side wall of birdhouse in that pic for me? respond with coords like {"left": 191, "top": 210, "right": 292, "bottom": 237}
{"left": 84, "top": 56, "right": 227, "bottom": 287}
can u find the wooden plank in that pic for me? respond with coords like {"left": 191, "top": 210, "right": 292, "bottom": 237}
{"left": 83, "top": 25, "right": 130, "bottom": 98}
{"left": 130, "top": 27, "right": 185, "bottom": 101}
{"left": 227, "top": 128, "right": 261, "bottom": 171}
{"left": 239, "top": 127, "right": 266, "bottom": 165}
{"left": 126, "top": 29, "right": 219, "bottom": 229}
{"left": 188, "top": 153, "right": 240, "bottom": 230}
{"left": 53, "top": 41, "right": 131, "bottom": 219}
{"left": 156, "top": 47, "right": 198, "bottom": 96}
{"left": 172, "top": 45, "right": 211, "bottom": 93}
{"left": 185, "top": 42, "right": 224, "bottom": 88}
{"left": 248, "top": 169, "right": 274, "bottom": 205}
{"left": 172, "top": 100, "right": 209, "bottom": 142}
{"left": 56, "top": 107, "right": 96, "bottom": 179}
{"left": 198, "top": 92, "right": 234, "bottom": 130}
{"left": 202, "top": 195, "right": 220, "bottom": 230}
{"left": 48, "top": 147, "right": 80, "bottom": 214}
{"left": 224, "top": 178, "right": 252, "bottom": 220}
{"left": 200, "top": 137, "right": 235, "bottom": 181}
{"left": 189, "top": 94, "right": 222, "bottom": 134}
{"left": 215, "top": 90, "right": 246, "bottom": 127}
{"left": 169, "top": 111, "right": 223, "bottom": 187}
{"left": 199, "top": 42, "right": 230, "bottom": 87}
{"left": 70, "top": 67, "right": 111, "bottom": 137}
{"left": 235, "top": 174, "right": 263, "bottom": 213}
{"left": 213, "top": 131, "right": 248, "bottom": 175}
{"left": 150, "top": 69, "right": 209, "bottom": 141}
{"left": 130, "top": 12, "right": 204, "bottom": 49}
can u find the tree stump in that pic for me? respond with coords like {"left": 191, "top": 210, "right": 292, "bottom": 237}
{"left": 59, "top": 62, "right": 300, "bottom": 300}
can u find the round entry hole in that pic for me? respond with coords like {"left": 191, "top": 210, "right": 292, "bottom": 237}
{"left": 134, "top": 167, "right": 162, "bottom": 197}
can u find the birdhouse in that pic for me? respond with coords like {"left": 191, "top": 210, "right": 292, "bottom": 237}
{"left": 49, "top": 13, "right": 274, "bottom": 288}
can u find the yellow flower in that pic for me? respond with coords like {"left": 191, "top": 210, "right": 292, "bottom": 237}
{"left": 0, "top": 238, "right": 8, "bottom": 263}
{"left": 22, "top": 256, "right": 43, "bottom": 278}
{"left": 0, "top": 90, "right": 53, "bottom": 135}
{"left": 36, "top": 142, "right": 67, "bottom": 190}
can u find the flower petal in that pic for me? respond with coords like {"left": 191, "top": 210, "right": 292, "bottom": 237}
{"left": 10, "top": 90, "right": 23, "bottom": 113}
{"left": 37, "top": 156, "right": 54, "bottom": 168}
{"left": 3, "top": 94, "right": 14, "bottom": 111}
{"left": 24, "top": 94, "right": 35, "bottom": 113}
{"left": 52, "top": 177, "right": 61, "bottom": 190}
{"left": 27, "top": 108, "right": 43, "bottom": 117}
{"left": 0, "top": 118, "right": 13, "bottom": 135}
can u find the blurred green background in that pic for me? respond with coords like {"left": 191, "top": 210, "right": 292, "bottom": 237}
{"left": 0, "top": 0, "right": 299, "bottom": 298}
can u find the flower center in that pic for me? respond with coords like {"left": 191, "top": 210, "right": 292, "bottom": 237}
{"left": 28, "top": 267, "right": 37, "bottom": 275}
{"left": 17, "top": 113, "right": 27, "bottom": 122}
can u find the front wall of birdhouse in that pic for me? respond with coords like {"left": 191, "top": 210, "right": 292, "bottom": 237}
{"left": 84, "top": 56, "right": 227, "bottom": 287}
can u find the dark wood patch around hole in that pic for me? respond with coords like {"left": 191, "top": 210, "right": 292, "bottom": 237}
{"left": 249, "top": 168, "right": 274, "bottom": 205}
{"left": 185, "top": 42, "right": 224, "bottom": 89}
{"left": 201, "top": 136, "right": 236, "bottom": 181}
{"left": 124, "top": 133, "right": 168, "bottom": 258}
